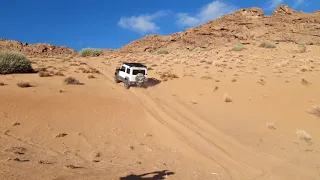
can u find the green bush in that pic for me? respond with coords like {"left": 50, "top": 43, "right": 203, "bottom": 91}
{"left": 259, "top": 42, "right": 276, "bottom": 48}
{"left": 80, "top": 48, "right": 103, "bottom": 57}
{"left": 156, "top": 49, "right": 169, "bottom": 54}
{"left": 298, "top": 42, "right": 306, "bottom": 53}
{"left": 0, "top": 50, "right": 34, "bottom": 74}
{"left": 231, "top": 43, "right": 246, "bottom": 51}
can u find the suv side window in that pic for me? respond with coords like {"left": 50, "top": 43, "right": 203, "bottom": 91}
{"left": 126, "top": 68, "right": 130, "bottom": 74}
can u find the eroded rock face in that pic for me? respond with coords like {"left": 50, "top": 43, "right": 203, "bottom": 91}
{"left": 119, "top": 4, "right": 320, "bottom": 54}
{"left": 0, "top": 39, "right": 77, "bottom": 57}
{"left": 236, "top": 7, "right": 264, "bottom": 18}
{"left": 273, "top": 5, "right": 297, "bottom": 15}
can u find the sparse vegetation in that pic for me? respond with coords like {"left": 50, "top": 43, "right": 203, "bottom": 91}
{"left": 259, "top": 42, "right": 276, "bottom": 48}
{"left": 296, "top": 129, "right": 312, "bottom": 142}
{"left": 80, "top": 48, "right": 103, "bottom": 57}
{"left": 308, "top": 105, "right": 320, "bottom": 118}
{"left": 0, "top": 82, "right": 5, "bottom": 86}
{"left": 231, "top": 43, "right": 246, "bottom": 51}
{"left": 78, "top": 67, "right": 100, "bottom": 74}
{"left": 156, "top": 49, "right": 169, "bottom": 54}
{"left": 88, "top": 74, "right": 95, "bottom": 79}
{"left": 266, "top": 122, "right": 276, "bottom": 130}
{"left": 17, "top": 81, "right": 32, "bottom": 88}
{"left": 38, "top": 71, "right": 51, "bottom": 77}
{"left": 298, "top": 42, "right": 307, "bottom": 53}
{"left": 159, "top": 72, "right": 178, "bottom": 81}
{"left": 54, "top": 71, "right": 65, "bottom": 76}
{"left": 301, "top": 78, "right": 310, "bottom": 85}
{"left": 64, "top": 77, "right": 81, "bottom": 85}
{"left": 0, "top": 50, "right": 34, "bottom": 74}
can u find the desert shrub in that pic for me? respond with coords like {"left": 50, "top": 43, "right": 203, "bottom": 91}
{"left": 64, "top": 77, "right": 81, "bottom": 85}
{"left": 80, "top": 48, "right": 103, "bottom": 57}
{"left": 17, "top": 81, "right": 32, "bottom": 88}
{"left": 54, "top": 71, "right": 65, "bottom": 76}
{"left": 231, "top": 43, "right": 245, "bottom": 51}
{"left": 298, "top": 42, "right": 306, "bottom": 53}
{"left": 0, "top": 82, "right": 5, "bottom": 86}
{"left": 0, "top": 50, "right": 34, "bottom": 74}
{"left": 259, "top": 42, "right": 276, "bottom": 48}
{"left": 296, "top": 129, "right": 312, "bottom": 142}
{"left": 38, "top": 71, "right": 51, "bottom": 77}
{"left": 308, "top": 105, "right": 320, "bottom": 118}
{"left": 87, "top": 74, "right": 95, "bottom": 79}
{"left": 156, "top": 49, "right": 169, "bottom": 54}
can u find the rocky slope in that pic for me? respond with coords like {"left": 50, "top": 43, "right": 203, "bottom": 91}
{"left": 119, "top": 5, "right": 320, "bottom": 53}
{"left": 0, "top": 39, "right": 77, "bottom": 57}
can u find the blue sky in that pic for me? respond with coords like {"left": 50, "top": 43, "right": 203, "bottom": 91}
{"left": 0, "top": 0, "right": 318, "bottom": 51}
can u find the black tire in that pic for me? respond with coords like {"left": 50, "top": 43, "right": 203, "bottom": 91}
{"left": 124, "top": 79, "right": 130, "bottom": 89}
{"left": 114, "top": 73, "right": 120, "bottom": 83}
{"left": 142, "top": 82, "right": 148, "bottom": 89}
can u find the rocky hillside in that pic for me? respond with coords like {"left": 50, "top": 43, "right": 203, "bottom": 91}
{"left": 0, "top": 39, "right": 77, "bottom": 57}
{"left": 119, "top": 5, "right": 320, "bottom": 53}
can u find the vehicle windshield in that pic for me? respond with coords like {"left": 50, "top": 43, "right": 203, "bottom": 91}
{"left": 132, "top": 69, "right": 146, "bottom": 75}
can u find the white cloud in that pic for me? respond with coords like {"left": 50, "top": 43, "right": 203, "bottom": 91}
{"left": 268, "top": 0, "right": 284, "bottom": 9}
{"left": 176, "top": 0, "right": 237, "bottom": 27}
{"left": 294, "top": 0, "right": 305, "bottom": 6}
{"left": 118, "top": 11, "right": 168, "bottom": 34}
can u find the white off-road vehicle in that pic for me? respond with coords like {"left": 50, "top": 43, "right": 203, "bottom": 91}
{"left": 114, "top": 62, "right": 148, "bottom": 89}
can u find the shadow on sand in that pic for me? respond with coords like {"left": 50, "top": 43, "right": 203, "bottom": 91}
{"left": 119, "top": 170, "right": 175, "bottom": 180}
{"left": 146, "top": 78, "right": 161, "bottom": 87}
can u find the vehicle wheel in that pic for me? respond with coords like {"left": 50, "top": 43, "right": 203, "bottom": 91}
{"left": 124, "top": 79, "right": 130, "bottom": 89}
{"left": 114, "top": 74, "right": 120, "bottom": 83}
{"left": 142, "top": 82, "right": 148, "bottom": 89}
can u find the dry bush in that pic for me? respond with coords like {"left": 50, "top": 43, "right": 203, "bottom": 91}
{"left": 299, "top": 65, "right": 310, "bottom": 72}
{"left": 259, "top": 42, "right": 276, "bottom": 48}
{"left": 301, "top": 78, "right": 310, "bottom": 85}
{"left": 298, "top": 42, "right": 307, "bottom": 53}
{"left": 38, "top": 71, "right": 51, "bottom": 77}
{"left": 17, "top": 81, "right": 32, "bottom": 88}
{"left": 0, "top": 50, "right": 34, "bottom": 74}
{"left": 206, "top": 61, "right": 213, "bottom": 65}
{"left": 64, "top": 77, "right": 81, "bottom": 85}
{"left": 266, "top": 122, "right": 276, "bottom": 130}
{"left": 80, "top": 48, "right": 103, "bottom": 57}
{"left": 231, "top": 43, "right": 246, "bottom": 51}
{"left": 79, "top": 67, "right": 100, "bottom": 74}
{"left": 257, "top": 78, "right": 266, "bottom": 85}
{"left": 54, "top": 71, "right": 65, "bottom": 76}
{"left": 223, "top": 93, "right": 233, "bottom": 102}
{"left": 159, "top": 72, "right": 178, "bottom": 81}
{"left": 0, "top": 82, "right": 5, "bottom": 86}
{"left": 308, "top": 105, "right": 320, "bottom": 118}
{"left": 87, "top": 75, "right": 95, "bottom": 79}
{"left": 201, "top": 76, "right": 213, "bottom": 80}
{"left": 296, "top": 129, "right": 312, "bottom": 142}
{"left": 156, "top": 49, "right": 169, "bottom": 54}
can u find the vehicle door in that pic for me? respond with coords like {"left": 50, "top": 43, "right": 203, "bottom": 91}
{"left": 118, "top": 65, "right": 127, "bottom": 80}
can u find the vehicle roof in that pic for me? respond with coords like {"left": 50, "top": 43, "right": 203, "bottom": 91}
{"left": 123, "top": 62, "right": 147, "bottom": 68}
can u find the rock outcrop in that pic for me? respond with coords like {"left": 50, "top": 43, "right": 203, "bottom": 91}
{"left": 119, "top": 5, "right": 320, "bottom": 53}
{"left": 0, "top": 39, "right": 77, "bottom": 57}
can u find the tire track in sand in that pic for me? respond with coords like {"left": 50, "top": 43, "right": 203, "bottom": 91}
{"left": 85, "top": 62, "right": 265, "bottom": 180}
